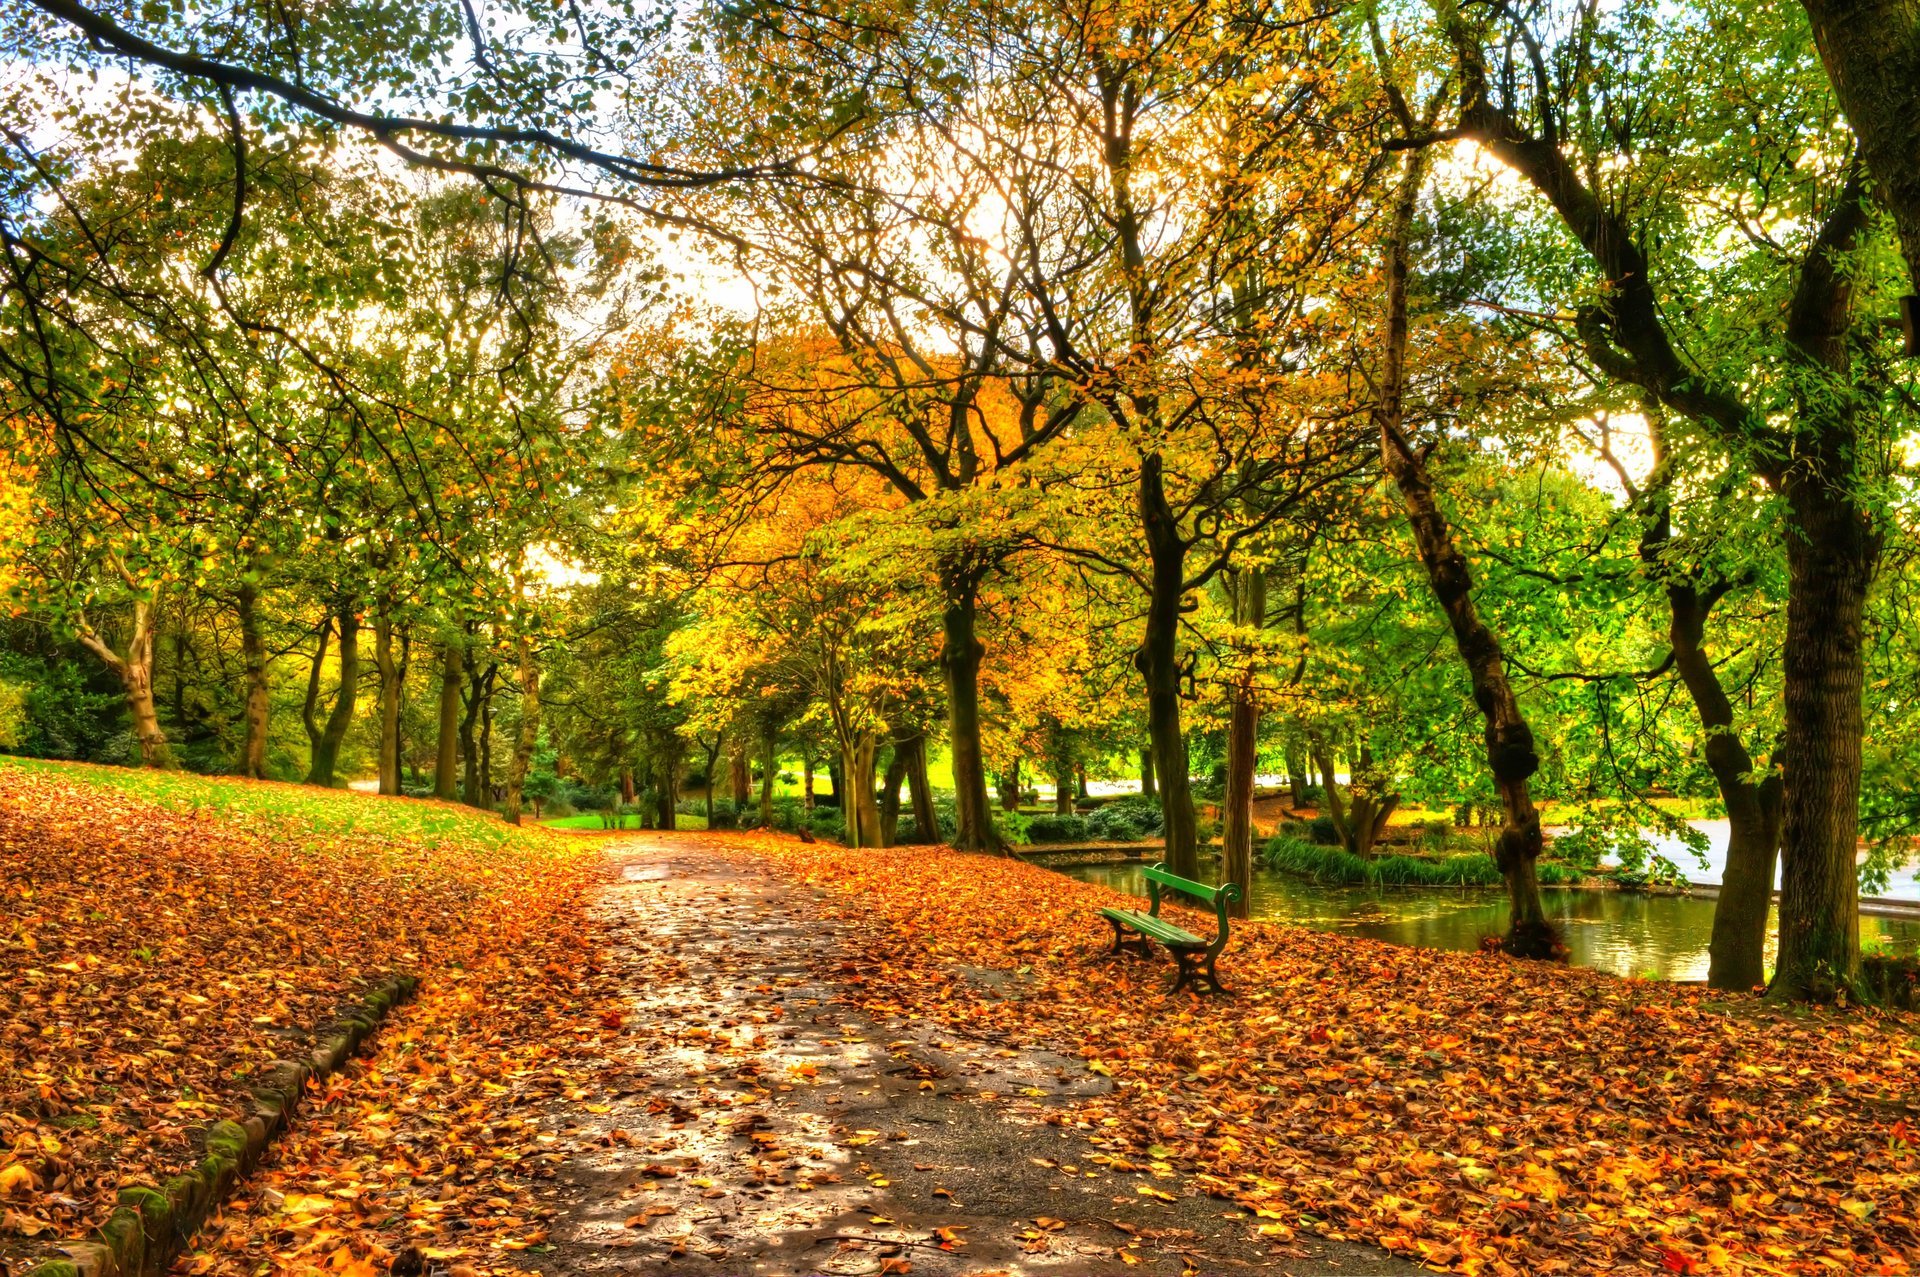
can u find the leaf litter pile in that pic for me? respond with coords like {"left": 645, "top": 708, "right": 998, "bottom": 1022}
{"left": 730, "top": 835, "right": 1919, "bottom": 1276}
{"left": 0, "top": 759, "right": 604, "bottom": 1274}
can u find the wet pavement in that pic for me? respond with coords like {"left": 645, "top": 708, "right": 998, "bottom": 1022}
{"left": 525, "top": 838, "right": 1420, "bottom": 1277}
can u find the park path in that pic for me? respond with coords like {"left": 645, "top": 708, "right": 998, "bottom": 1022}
{"left": 523, "top": 834, "right": 1418, "bottom": 1277}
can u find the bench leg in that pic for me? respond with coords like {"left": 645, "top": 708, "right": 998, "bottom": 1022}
{"left": 1168, "top": 949, "right": 1228, "bottom": 997}
{"left": 1106, "top": 918, "right": 1152, "bottom": 960}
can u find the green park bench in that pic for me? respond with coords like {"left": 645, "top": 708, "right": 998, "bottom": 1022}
{"left": 1098, "top": 862, "right": 1241, "bottom": 995}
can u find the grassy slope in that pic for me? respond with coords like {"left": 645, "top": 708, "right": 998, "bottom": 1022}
{"left": 0, "top": 756, "right": 596, "bottom": 1263}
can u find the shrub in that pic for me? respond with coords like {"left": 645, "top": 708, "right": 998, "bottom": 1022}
{"left": 566, "top": 783, "right": 615, "bottom": 812}
{"left": 1026, "top": 813, "right": 1089, "bottom": 843}
{"left": 709, "top": 799, "right": 738, "bottom": 830}
{"left": 545, "top": 799, "right": 576, "bottom": 820}
{"left": 1086, "top": 795, "right": 1163, "bottom": 841}
{"left": 807, "top": 809, "right": 846, "bottom": 844}
{"left": 895, "top": 808, "right": 958, "bottom": 844}
{"left": 1307, "top": 814, "right": 1339, "bottom": 845}
{"left": 1193, "top": 817, "right": 1216, "bottom": 845}
{"left": 995, "top": 810, "right": 1033, "bottom": 845}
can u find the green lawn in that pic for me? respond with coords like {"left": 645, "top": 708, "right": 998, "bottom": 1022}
{"left": 540, "top": 811, "right": 709, "bottom": 831}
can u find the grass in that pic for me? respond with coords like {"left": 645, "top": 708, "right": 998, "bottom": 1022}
{"left": 1260, "top": 835, "right": 1589, "bottom": 888}
{"left": 541, "top": 811, "right": 709, "bottom": 831}
{"left": 0, "top": 755, "right": 542, "bottom": 855}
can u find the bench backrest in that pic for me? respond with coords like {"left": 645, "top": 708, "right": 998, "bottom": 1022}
{"left": 1143, "top": 863, "right": 1219, "bottom": 910}
{"left": 1139, "top": 862, "right": 1242, "bottom": 961}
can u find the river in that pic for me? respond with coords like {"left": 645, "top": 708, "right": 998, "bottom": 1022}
{"left": 1059, "top": 854, "right": 1920, "bottom": 982}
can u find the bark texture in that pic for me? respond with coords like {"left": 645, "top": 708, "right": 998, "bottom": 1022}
{"left": 1222, "top": 567, "right": 1268, "bottom": 919}
{"left": 304, "top": 606, "right": 358, "bottom": 788}
{"left": 1137, "top": 453, "right": 1200, "bottom": 878}
{"left": 502, "top": 632, "right": 540, "bottom": 826}
{"left": 76, "top": 566, "right": 173, "bottom": 769}
{"left": 941, "top": 587, "right": 1002, "bottom": 851}
{"left": 1374, "top": 151, "right": 1557, "bottom": 957}
{"left": 1800, "top": 0, "right": 1920, "bottom": 300}
{"left": 236, "top": 581, "right": 270, "bottom": 779}
{"left": 434, "top": 640, "right": 462, "bottom": 801}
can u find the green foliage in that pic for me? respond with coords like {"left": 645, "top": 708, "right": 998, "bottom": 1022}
{"left": 1025, "top": 813, "right": 1089, "bottom": 843}
{"left": 1261, "top": 836, "right": 1504, "bottom": 887}
{"left": 1085, "top": 796, "right": 1162, "bottom": 842}
{"left": 994, "top": 809, "right": 1033, "bottom": 846}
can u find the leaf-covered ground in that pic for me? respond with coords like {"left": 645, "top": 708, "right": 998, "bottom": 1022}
{"left": 0, "top": 758, "right": 601, "bottom": 1271}
{"left": 5, "top": 767, "right": 1915, "bottom": 1277}
{"left": 729, "top": 836, "right": 1920, "bottom": 1276}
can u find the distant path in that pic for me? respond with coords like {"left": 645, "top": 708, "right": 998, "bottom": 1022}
{"left": 527, "top": 835, "right": 1418, "bottom": 1276}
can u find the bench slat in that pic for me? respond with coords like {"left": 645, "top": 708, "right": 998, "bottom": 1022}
{"left": 1099, "top": 907, "right": 1203, "bottom": 947}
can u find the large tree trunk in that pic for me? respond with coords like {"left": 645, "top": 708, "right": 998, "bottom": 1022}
{"left": 1139, "top": 746, "right": 1157, "bottom": 799}
{"left": 434, "top": 640, "right": 462, "bottom": 801}
{"left": 374, "top": 606, "right": 402, "bottom": 797}
{"left": 1374, "top": 153, "right": 1557, "bottom": 957}
{"left": 1136, "top": 453, "right": 1200, "bottom": 877}
{"left": 842, "top": 734, "right": 883, "bottom": 848}
{"left": 1799, "top": 1, "right": 1920, "bottom": 311}
{"left": 941, "top": 584, "right": 1002, "bottom": 851}
{"left": 236, "top": 581, "right": 270, "bottom": 779}
{"left": 1223, "top": 568, "right": 1268, "bottom": 919}
{"left": 502, "top": 632, "right": 540, "bottom": 826}
{"left": 1767, "top": 179, "right": 1881, "bottom": 1001}
{"left": 1771, "top": 481, "right": 1876, "bottom": 999}
{"left": 305, "top": 606, "right": 358, "bottom": 788}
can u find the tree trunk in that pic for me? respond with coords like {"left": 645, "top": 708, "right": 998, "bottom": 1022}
{"left": 434, "top": 640, "right": 462, "bottom": 801}
{"left": 460, "top": 657, "right": 490, "bottom": 808}
{"left": 1374, "top": 152, "right": 1556, "bottom": 957}
{"left": 802, "top": 751, "right": 815, "bottom": 809}
{"left": 941, "top": 586, "right": 1003, "bottom": 851}
{"left": 1799, "top": 1, "right": 1920, "bottom": 309}
{"left": 759, "top": 733, "right": 777, "bottom": 828}
{"left": 1136, "top": 453, "right": 1199, "bottom": 878}
{"left": 78, "top": 581, "right": 174, "bottom": 769}
{"left": 900, "top": 733, "right": 937, "bottom": 844}
{"left": 1770, "top": 481, "right": 1876, "bottom": 999}
{"left": 305, "top": 606, "right": 358, "bottom": 788}
{"left": 842, "top": 735, "right": 883, "bottom": 848}
{"left": 1285, "top": 744, "right": 1308, "bottom": 810}
{"left": 730, "top": 740, "right": 751, "bottom": 810}
{"left": 1140, "top": 746, "right": 1157, "bottom": 799}
{"left": 880, "top": 741, "right": 909, "bottom": 846}
{"left": 1224, "top": 695, "right": 1258, "bottom": 920}
{"left": 1654, "top": 552, "right": 1785, "bottom": 991}
{"left": 1223, "top": 567, "right": 1268, "bottom": 919}
{"left": 480, "top": 688, "right": 494, "bottom": 806}
{"left": 1053, "top": 758, "right": 1074, "bottom": 814}
{"left": 236, "top": 581, "right": 270, "bottom": 779}
{"left": 998, "top": 759, "right": 1022, "bottom": 812}
{"left": 502, "top": 632, "right": 540, "bottom": 826}
{"left": 375, "top": 606, "right": 401, "bottom": 796}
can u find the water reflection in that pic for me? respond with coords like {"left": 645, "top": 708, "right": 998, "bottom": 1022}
{"left": 1062, "top": 861, "right": 1920, "bottom": 982}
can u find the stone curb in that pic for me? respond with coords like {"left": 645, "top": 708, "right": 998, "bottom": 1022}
{"left": 26, "top": 973, "right": 419, "bottom": 1277}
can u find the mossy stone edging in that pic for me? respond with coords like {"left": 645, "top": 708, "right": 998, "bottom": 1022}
{"left": 27, "top": 973, "right": 418, "bottom": 1277}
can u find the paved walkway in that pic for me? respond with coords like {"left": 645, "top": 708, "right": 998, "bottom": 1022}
{"left": 526, "top": 837, "right": 1418, "bottom": 1276}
